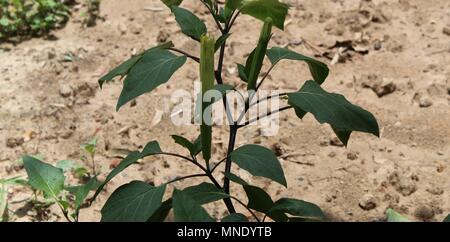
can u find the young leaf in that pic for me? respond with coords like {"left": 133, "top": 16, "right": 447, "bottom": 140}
{"left": 230, "top": 144, "right": 287, "bottom": 187}
{"left": 215, "top": 33, "right": 231, "bottom": 52}
{"left": 222, "top": 213, "right": 249, "bottom": 222}
{"left": 238, "top": 0, "right": 290, "bottom": 30}
{"left": 116, "top": 49, "right": 187, "bottom": 111}
{"left": 171, "top": 135, "right": 199, "bottom": 156}
{"left": 101, "top": 181, "right": 166, "bottom": 222}
{"left": 266, "top": 47, "right": 329, "bottom": 85}
{"left": 386, "top": 209, "right": 411, "bottom": 222}
{"left": 183, "top": 183, "right": 229, "bottom": 204}
{"left": 172, "top": 190, "right": 215, "bottom": 222}
{"left": 81, "top": 138, "right": 97, "bottom": 156}
{"left": 98, "top": 42, "right": 174, "bottom": 88}
{"left": 91, "top": 151, "right": 141, "bottom": 201}
{"left": 267, "top": 198, "right": 325, "bottom": 222}
{"left": 171, "top": 6, "right": 207, "bottom": 42}
{"left": 161, "top": 0, "right": 182, "bottom": 7}
{"left": 247, "top": 18, "right": 272, "bottom": 91}
{"left": 148, "top": 199, "right": 173, "bottom": 222}
{"left": 141, "top": 140, "right": 163, "bottom": 157}
{"left": 66, "top": 178, "right": 99, "bottom": 214}
{"left": 288, "top": 81, "right": 380, "bottom": 139}
{"left": 200, "top": 35, "right": 216, "bottom": 164}
{"left": 223, "top": 172, "right": 249, "bottom": 186}
{"left": 23, "top": 156, "right": 65, "bottom": 198}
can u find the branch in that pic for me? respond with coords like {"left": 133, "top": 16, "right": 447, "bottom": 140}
{"left": 256, "top": 64, "right": 276, "bottom": 91}
{"left": 167, "top": 174, "right": 208, "bottom": 184}
{"left": 230, "top": 195, "right": 261, "bottom": 222}
{"left": 236, "top": 92, "right": 289, "bottom": 125}
{"left": 239, "top": 106, "right": 294, "bottom": 128}
{"left": 201, "top": 0, "right": 225, "bottom": 33}
{"left": 168, "top": 48, "right": 200, "bottom": 63}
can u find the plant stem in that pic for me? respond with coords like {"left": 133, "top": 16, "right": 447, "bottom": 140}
{"left": 222, "top": 125, "right": 238, "bottom": 213}
{"left": 240, "top": 106, "right": 294, "bottom": 127}
{"left": 168, "top": 47, "right": 200, "bottom": 63}
{"left": 230, "top": 196, "right": 260, "bottom": 222}
{"left": 167, "top": 174, "right": 208, "bottom": 184}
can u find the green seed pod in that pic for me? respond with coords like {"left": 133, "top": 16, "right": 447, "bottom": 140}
{"left": 200, "top": 34, "right": 216, "bottom": 165}
{"left": 247, "top": 17, "right": 273, "bottom": 91}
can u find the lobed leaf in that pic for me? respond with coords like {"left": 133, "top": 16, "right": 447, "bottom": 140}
{"left": 229, "top": 0, "right": 289, "bottom": 30}
{"left": 288, "top": 81, "right": 380, "bottom": 143}
{"left": 161, "top": 0, "right": 182, "bottom": 7}
{"left": 266, "top": 47, "right": 329, "bottom": 85}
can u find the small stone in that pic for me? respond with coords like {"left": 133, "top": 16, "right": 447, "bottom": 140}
{"left": 59, "top": 84, "right": 73, "bottom": 98}
{"left": 443, "top": 27, "right": 450, "bottom": 36}
{"left": 414, "top": 206, "right": 435, "bottom": 220}
{"left": 328, "top": 151, "right": 336, "bottom": 158}
{"left": 6, "top": 137, "right": 24, "bottom": 148}
{"left": 272, "top": 143, "right": 286, "bottom": 156}
{"left": 347, "top": 152, "right": 358, "bottom": 160}
{"left": 157, "top": 30, "right": 170, "bottom": 43}
{"left": 426, "top": 186, "right": 444, "bottom": 195}
{"left": 419, "top": 97, "right": 433, "bottom": 108}
{"left": 118, "top": 22, "right": 127, "bottom": 35}
{"left": 374, "top": 40, "right": 382, "bottom": 50}
{"left": 359, "top": 194, "right": 377, "bottom": 211}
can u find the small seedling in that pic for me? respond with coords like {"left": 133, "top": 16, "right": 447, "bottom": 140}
{"left": 91, "top": 0, "right": 381, "bottom": 222}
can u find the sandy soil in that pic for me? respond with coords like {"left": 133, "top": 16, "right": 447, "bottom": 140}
{"left": 0, "top": 0, "right": 449, "bottom": 222}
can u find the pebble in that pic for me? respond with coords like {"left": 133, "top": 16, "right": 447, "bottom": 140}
{"left": 419, "top": 96, "right": 433, "bottom": 108}
{"left": 443, "top": 27, "right": 450, "bottom": 36}
{"left": 59, "top": 84, "right": 73, "bottom": 98}
{"left": 359, "top": 194, "right": 377, "bottom": 210}
{"left": 347, "top": 152, "right": 358, "bottom": 160}
{"left": 414, "top": 206, "right": 435, "bottom": 220}
{"left": 6, "top": 137, "right": 24, "bottom": 148}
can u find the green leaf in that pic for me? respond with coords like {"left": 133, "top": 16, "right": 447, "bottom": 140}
{"left": 92, "top": 151, "right": 141, "bottom": 201}
{"left": 171, "top": 135, "right": 199, "bottom": 156}
{"left": 215, "top": 33, "right": 231, "bottom": 52}
{"left": 443, "top": 214, "right": 450, "bottom": 222}
{"left": 332, "top": 127, "right": 352, "bottom": 147}
{"left": 225, "top": 0, "right": 242, "bottom": 10}
{"left": 210, "top": 84, "right": 234, "bottom": 103}
{"left": 267, "top": 198, "right": 326, "bottom": 222}
{"left": 172, "top": 190, "right": 214, "bottom": 222}
{"left": 98, "top": 42, "right": 174, "bottom": 88}
{"left": 222, "top": 213, "right": 249, "bottom": 222}
{"left": 141, "top": 140, "right": 163, "bottom": 157}
{"left": 101, "top": 181, "right": 166, "bottom": 222}
{"left": 66, "top": 178, "right": 99, "bottom": 213}
{"left": 266, "top": 47, "right": 329, "bottom": 85}
{"left": 183, "top": 183, "right": 229, "bottom": 204}
{"left": 81, "top": 138, "right": 97, "bottom": 156}
{"left": 23, "top": 156, "right": 65, "bottom": 198}
{"left": 223, "top": 172, "right": 249, "bottom": 186}
{"left": 161, "top": 0, "right": 182, "bottom": 7}
{"left": 237, "top": 63, "right": 248, "bottom": 82}
{"left": 230, "top": 144, "right": 287, "bottom": 187}
{"left": 171, "top": 6, "right": 207, "bottom": 42}
{"left": 0, "top": 183, "right": 7, "bottom": 222}
{"left": 288, "top": 81, "right": 380, "bottom": 139}
{"left": 117, "top": 49, "right": 187, "bottom": 110}
{"left": 243, "top": 185, "right": 274, "bottom": 213}
{"left": 148, "top": 199, "right": 173, "bottom": 222}
{"left": 386, "top": 209, "right": 411, "bottom": 222}
{"left": 239, "top": 0, "right": 290, "bottom": 30}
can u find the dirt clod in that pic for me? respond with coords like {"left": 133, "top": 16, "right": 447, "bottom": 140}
{"left": 359, "top": 194, "right": 377, "bottom": 211}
